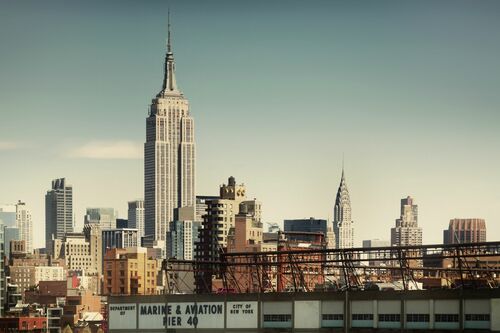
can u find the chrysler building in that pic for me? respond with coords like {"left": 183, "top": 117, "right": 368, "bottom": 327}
{"left": 333, "top": 167, "right": 354, "bottom": 249}
{"left": 144, "top": 17, "right": 195, "bottom": 242}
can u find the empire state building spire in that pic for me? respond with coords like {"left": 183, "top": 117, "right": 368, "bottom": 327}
{"left": 145, "top": 13, "right": 196, "bottom": 252}
{"left": 159, "top": 10, "right": 180, "bottom": 96}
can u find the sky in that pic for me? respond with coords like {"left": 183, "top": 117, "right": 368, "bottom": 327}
{"left": 0, "top": 0, "right": 499, "bottom": 249}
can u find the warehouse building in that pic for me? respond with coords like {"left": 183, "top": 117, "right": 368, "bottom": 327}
{"left": 108, "top": 289, "right": 500, "bottom": 332}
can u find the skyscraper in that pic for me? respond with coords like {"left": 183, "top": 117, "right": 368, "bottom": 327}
{"left": 144, "top": 16, "right": 195, "bottom": 243}
{"left": 391, "top": 196, "right": 422, "bottom": 246}
{"left": 443, "top": 218, "right": 486, "bottom": 244}
{"left": 45, "top": 178, "right": 73, "bottom": 254}
{"left": 333, "top": 168, "right": 354, "bottom": 249}
{"left": 15, "top": 200, "right": 33, "bottom": 253}
{"left": 128, "top": 200, "right": 145, "bottom": 238}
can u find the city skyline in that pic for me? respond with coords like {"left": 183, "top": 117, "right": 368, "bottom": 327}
{"left": 1, "top": 0, "right": 500, "bottom": 249}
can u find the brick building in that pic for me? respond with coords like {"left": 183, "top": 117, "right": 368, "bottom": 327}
{"left": 103, "top": 247, "right": 157, "bottom": 295}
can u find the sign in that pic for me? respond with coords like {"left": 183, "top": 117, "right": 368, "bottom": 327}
{"left": 227, "top": 301, "right": 258, "bottom": 328}
{"left": 109, "top": 303, "right": 137, "bottom": 329}
{"left": 138, "top": 302, "right": 225, "bottom": 329}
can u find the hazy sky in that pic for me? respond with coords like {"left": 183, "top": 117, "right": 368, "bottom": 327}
{"left": 1, "top": 0, "right": 499, "bottom": 249}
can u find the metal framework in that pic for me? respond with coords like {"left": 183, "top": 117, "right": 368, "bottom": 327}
{"left": 162, "top": 241, "right": 500, "bottom": 294}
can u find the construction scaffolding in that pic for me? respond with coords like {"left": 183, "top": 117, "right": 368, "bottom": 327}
{"left": 161, "top": 241, "right": 500, "bottom": 294}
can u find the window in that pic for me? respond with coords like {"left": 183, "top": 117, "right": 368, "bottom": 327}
{"left": 263, "top": 314, "right": 292, "bottom": 322}
{"left": 322, "top": 314, "right": 343, "bottom": 320}
{"left": 352, "top": 314, "right": 373, "bottom": 320}
{"left": 435, "top": 314, "right": 459, "bottom": 322}
{"left": 379, "top": 314, "right": 400, "bottom": 322}
{"left": 407, "top": 314, "right": 430, "bottom": 322}
{"left": 465, "top": 314, "right": 490, "bottom": 321}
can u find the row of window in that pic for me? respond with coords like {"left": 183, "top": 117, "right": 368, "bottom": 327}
{"left": 435, "top": 314, "right": 459, "bottom": 322}
{"left": 322, "top": 314, "right": 343, "bottom": 321}
{"left": 378, "top": 314, "right": 400, "bottom": 322}
{"left": 407, "top": 314, "right": 430, "bottom": 322}
{"left": 465, "top": 314, "right": 490, "bottom": 321}
{"left": 352, "top": 314, "right": 374, "bottom": 321}
{"left": 322, "top": 313, "right": 489, "bottom": 323}
{"left": 263, "top": 315, "right": 292, "bottom": 322}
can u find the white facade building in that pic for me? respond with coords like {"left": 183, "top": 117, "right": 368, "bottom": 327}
{"left": 144, "top": 20, "right": 195, "bottom": 245}
{"left": 333, "top": 169, "right": 354, "bottom": 249}
{"left": 15, "top": 201, "right": 33, "bottom": 253}
{"left": 35, "top": 266, "right": 66, "bottom": 283}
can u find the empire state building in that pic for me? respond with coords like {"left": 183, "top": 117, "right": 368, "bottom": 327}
{"left": 144, "top": 20, "right": 195, "bottom": 243}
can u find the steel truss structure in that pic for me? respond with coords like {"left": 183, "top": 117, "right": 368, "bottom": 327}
{"left": 161, "top": 241, "right": 500, "bottom": 294}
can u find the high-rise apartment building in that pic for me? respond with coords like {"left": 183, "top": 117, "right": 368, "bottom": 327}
{"left": 196, "top": 177, "right": 248, "bottom": 258}
{"left": 391, "top": 196, "right": 422, "bottom": 246}
{"left": 333, "top": 169, "right": 354, "bottom": 249}
{"left": 195, "top": 195, "right": 219, "bottom": 223}
{"left": 167, "top": 207, "right": 200, "bottom": 260}
{"left": 45, "top": 178, "right": 73, "bottom": 253}
{"left": 15, "top": 201, "right": 33, "bottom": 254}
{"left": 144, "top": 20, "right": 195, "bottom": 244}
{"left": 84, "top": 207, "right": 116, "bottom": 230}
{"left": 443, "top": 218, "right": 486, "bottom": 244}
{"left": 128, "top": 200, "right": 145, "bottom": 238}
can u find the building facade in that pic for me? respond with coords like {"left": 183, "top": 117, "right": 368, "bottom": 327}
{"left": 333, "top": 169, "right": 354, "bottom": 249}
{"left": 443, "top": 218, "right": 486, "bottom": 244}
{"left": 107, "top": 290, "right": 500, "bottom": 332}
{"left": 128, "top": 200, "right": 145, "bottom": 238}
{"left": 53, "top": 229, "right": 102, "bottom": 278}
{"left": 195, "top": 195, "right": 219, "bottom": 223}
{"left": 103, "top": 247, "right": 157, "bottom": 295}
{"left": 0, "top": 204, "right": 16, "bottom": 227}
{"left": 391, "top": 196, "right": 422, "bottom": 246}
{"left": 45, "top": 178, "right": 73, "bottom": 253}
{"left": 84, "top": 207, "right": 116, "bottom": 230}
{"left": 116, "top": 218, "right": 129, "bottom": 229}
{"left": 167, "top": 205, "right": 200, "bottom": 260}
{"left": 144, "top": 22, "right": 195, "bottom": 244}
{"left": 4, "top": 226, "right": 20, "bottom": 260}
{"left": 284, "top": 218, "right": 330, "bottom": 244}
{"left": 103, "top": 229, "right": 139, "bottom": 254}
{"left": 34, "top": 266, "right": 66, "bottom": 284}
{"left": 15, "top": 201, "right": 33, "bottom": 254}
{"left": 362, "top": 239, "right": 391, "bottom": 266}
{"left": 195, "top": 177, "right": 248, "bottom": 263}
